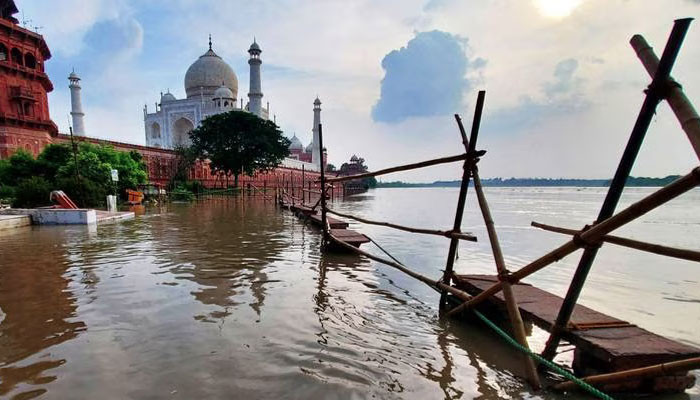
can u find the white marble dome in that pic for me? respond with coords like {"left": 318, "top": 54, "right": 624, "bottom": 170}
{"left": 161, "top": 91, "right": 176, "bottom": 103}
{"left": 213, "top": 83, "right": 234, "bottom": 99}
{"left": 289, "top": 134, "right": 303, "bottom": 151}
{"left": 184, "top": 48, "right": 238, "bottom": 99}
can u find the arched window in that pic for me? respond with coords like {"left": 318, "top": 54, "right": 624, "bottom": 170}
{"left": 10, "top": 48, "right": 22, "bottom": 65}
{"left": 23, "top": 103, "right": 33, "bottom": 117}
{"left": 224, "top": 101, "right": 229, "bottom": 107}
{"left": 151, "top": 122, "right": 161, "bottom": 138}
{"left": 172, "top": 117, "right": 194, "bottom": 147}
{"left": 24, "top": 53, "right": 36, "bottom": 69}
{"left": 0, "top": 44, "right": 7, "bottom": 61}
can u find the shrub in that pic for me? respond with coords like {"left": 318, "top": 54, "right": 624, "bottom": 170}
{"left": 12, "top": 177, "right": 52, "bottom": 208}
{"left": 170, "top": 185, "right": 194, "bottom": 202}
{"left": 56, "top": 177, "right": 108, "bottom": 209}
{"left": 0, "top": 184, "right": 14, "bottom": 202}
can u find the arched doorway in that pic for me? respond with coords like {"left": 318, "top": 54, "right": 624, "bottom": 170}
{"left": 172, "top": 118, "right": 194, "bottom": 147}
{"left": 151, "top": 122, "right": 161, "bottom": 139}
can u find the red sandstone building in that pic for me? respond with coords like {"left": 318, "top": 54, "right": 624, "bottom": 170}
{"left": 0, "top": 0, "right": 57, "bottom": 158}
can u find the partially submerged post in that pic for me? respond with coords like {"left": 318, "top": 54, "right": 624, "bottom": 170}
{"left": 318, "top": 123, "right": 329, "bottom": 246}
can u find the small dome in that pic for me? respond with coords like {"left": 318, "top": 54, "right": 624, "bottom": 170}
{"left": 314, "top": 97, "right": 321, "bottom": 106}
{"left": 249, "top": 39, "right": 261, "bottom": 53}
{"left": 68, "top": 71, "right": 80, "bottom": 80}
{"left": 184, "top": 47, "right": 238, "bottom": 99}
{"left": 305, "top": 141, "right": 314, "bottom": 153}
{"left": 289, "top": 134, "right": 303, "bottom": 150}
{"left": 213, "top": 83, "right": 234, "bottom": 99}
{"left": 161, "top": 91, "right": 176, "bottom": 103}
{"left": 350, "top": 154, "right": 358, "bottom": 162}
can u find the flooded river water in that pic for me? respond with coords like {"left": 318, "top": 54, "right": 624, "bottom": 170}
{"left": 1, "top": 187, "right": 698, "bottom": 399}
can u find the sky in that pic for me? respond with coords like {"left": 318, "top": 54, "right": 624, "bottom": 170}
{"left": 17, "top": 0, "right": 700, "bottom": 182}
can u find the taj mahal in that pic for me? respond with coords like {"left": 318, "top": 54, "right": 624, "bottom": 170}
{"left": 139, "top": 37, "right": 323, "bottom": 171}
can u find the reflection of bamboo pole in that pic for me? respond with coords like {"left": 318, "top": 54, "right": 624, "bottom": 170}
{"left": 631, "top": 34, "right": 700, "bottom": 161}
{"left": 324, "top": 153, "right": 469, "bottom": 184}
{"left": 326, "top": 208, "right": 477, "bottom": 242}
{"left": 553, "top": 356, "right": 700, "bottom": 391}
{"left": 471, "top": 165, "right": 541, "bottom": 390}
{"left": 531, "top": 221, "right": 700, "bottom": 262}
{"left": 447, "top": 167, "right": 700, "bottom": 317}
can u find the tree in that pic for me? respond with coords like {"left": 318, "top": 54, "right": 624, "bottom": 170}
{"left": 170, "top": 145, "right": 199, "bottom": 188}
{"left": 189, "top": 111, "right": 290, "bottom": 187}
{"left": 0, "top": 143, "right": 148, "bottom": 208}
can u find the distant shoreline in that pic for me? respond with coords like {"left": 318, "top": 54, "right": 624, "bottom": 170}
{"left": 375, "top": 176, "right": 681, "bottom": 188}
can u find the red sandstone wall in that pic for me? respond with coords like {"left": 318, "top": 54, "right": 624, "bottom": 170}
{"left": 53, "top": 134, "right": 338, "bottom": 195}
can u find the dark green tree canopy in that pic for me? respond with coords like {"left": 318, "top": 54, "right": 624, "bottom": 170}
{"left": 189, "top": 111, "right": 290, "bottom": 186}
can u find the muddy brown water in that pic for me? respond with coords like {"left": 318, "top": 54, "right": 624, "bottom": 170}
{"left": 1, "top": 187, "right": 698, "bottom": 399}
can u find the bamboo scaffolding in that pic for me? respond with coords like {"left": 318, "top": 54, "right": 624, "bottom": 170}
{"left": 631, "top": 32, "right": 700, "bottom": 161}
{"left": 446, "top": 167, "right": 700, "bottom": 317}
{"left": 540, "top": 19, "right": 695, "bottom": 361}
{"left": 471, "top": 164, "right": 541, "bottom": 389}
{"left": 553, "top": 356, "right": 700, "bottom": 391}
{"left": 325, "top": 208, "right": 477, "bottom": 242}
{"left": 324, "top": 153, "right": 470, "bottom": 184}
{"left": 531, "top": 221, "right": 700, "bottom": 263}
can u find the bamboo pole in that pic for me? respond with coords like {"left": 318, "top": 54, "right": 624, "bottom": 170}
{"left": 631, "top": 32, "right": 700, "bottom": 161}
{"left": 553, "top": 356, "right": 700, "bottom": 391}
{"left": 324, "top": 153, "right": 470, "bottom": 184}
{"left": 446, "top": 167, "right": 700, "bottom": 317}
{"left": 531, "top": 221, "right": 700, "bottom": 263}
{"left": 326, "top": 208, "right": 477, "bottom": 242}
{"left": 318, "top": 123, "right": 329, "bottom": 245}
{"left": 441, "top": 97, "right": 485, "bottom": 308}
{"left": 471, "top": 165, "right": 541, "bottom": 389}
{"left": 327, "top": 233, "right": 474, "bottom": 301}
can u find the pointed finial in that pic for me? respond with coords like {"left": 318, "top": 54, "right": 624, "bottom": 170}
{"left": 209, "top": 34, "right": 212, "bottom": 50}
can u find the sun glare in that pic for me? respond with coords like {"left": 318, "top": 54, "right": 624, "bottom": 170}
{"left": 534, "top": 0, "right": 583, "bottom": 18}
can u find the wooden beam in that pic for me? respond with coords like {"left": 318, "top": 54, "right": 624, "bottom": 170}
{"left": 553, "top": 356, "right": 700, "bottom": 391}
{"left": 472, "top": 165, "right": 541, "bottom": 389}
{"left": 327, "top": 232, "right": 474, "bottom": 302}
{"left": 631, "top": 33, "right": 700, "bottom": 161}
{"left": 531, "top": 221, "right": 700, "bottom": 263}
{"left": 326, "top": 208, "right": 477, "bottom": 242}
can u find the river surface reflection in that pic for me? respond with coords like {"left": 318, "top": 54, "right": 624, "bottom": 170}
{"left": 0, "top": 188, "right": 698, "bottom": 399}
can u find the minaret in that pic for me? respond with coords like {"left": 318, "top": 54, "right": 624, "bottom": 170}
{"left": 311, "top": 97, "right": 322, "bottom": 170}
{"left": 247, "top": 38, "right": 263, "bottom": 117}
{"left": 68, "top": 70, "right": 86, "bottom": 136}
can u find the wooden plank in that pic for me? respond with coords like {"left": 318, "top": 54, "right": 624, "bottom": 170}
{"left": 308, "top": 213, "right": 349, "bottom": 229}
{"left": 329, "top": 228, "right": 369, "bottom": 246}
{"left": 453, "top": 274, "right": 700, "bottom": 371}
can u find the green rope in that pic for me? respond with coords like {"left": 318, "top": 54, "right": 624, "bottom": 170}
{"left": 471, "top": 310, "right": 615, "bottom": 400}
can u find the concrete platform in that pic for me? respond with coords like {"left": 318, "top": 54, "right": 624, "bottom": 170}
{"left": 0, "top": 209, "right": 134, "bottom": 225}
{"left": 0, "top": 214, "right": 31, "bottom": 230}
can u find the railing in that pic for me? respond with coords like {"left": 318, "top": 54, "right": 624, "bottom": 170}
{"left": 307, "top": 18, "right": 700, "bottom": 395}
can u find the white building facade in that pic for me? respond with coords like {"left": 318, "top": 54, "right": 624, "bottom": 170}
{"left": 142, "top": 38, "right": 320, "bottom": 171}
